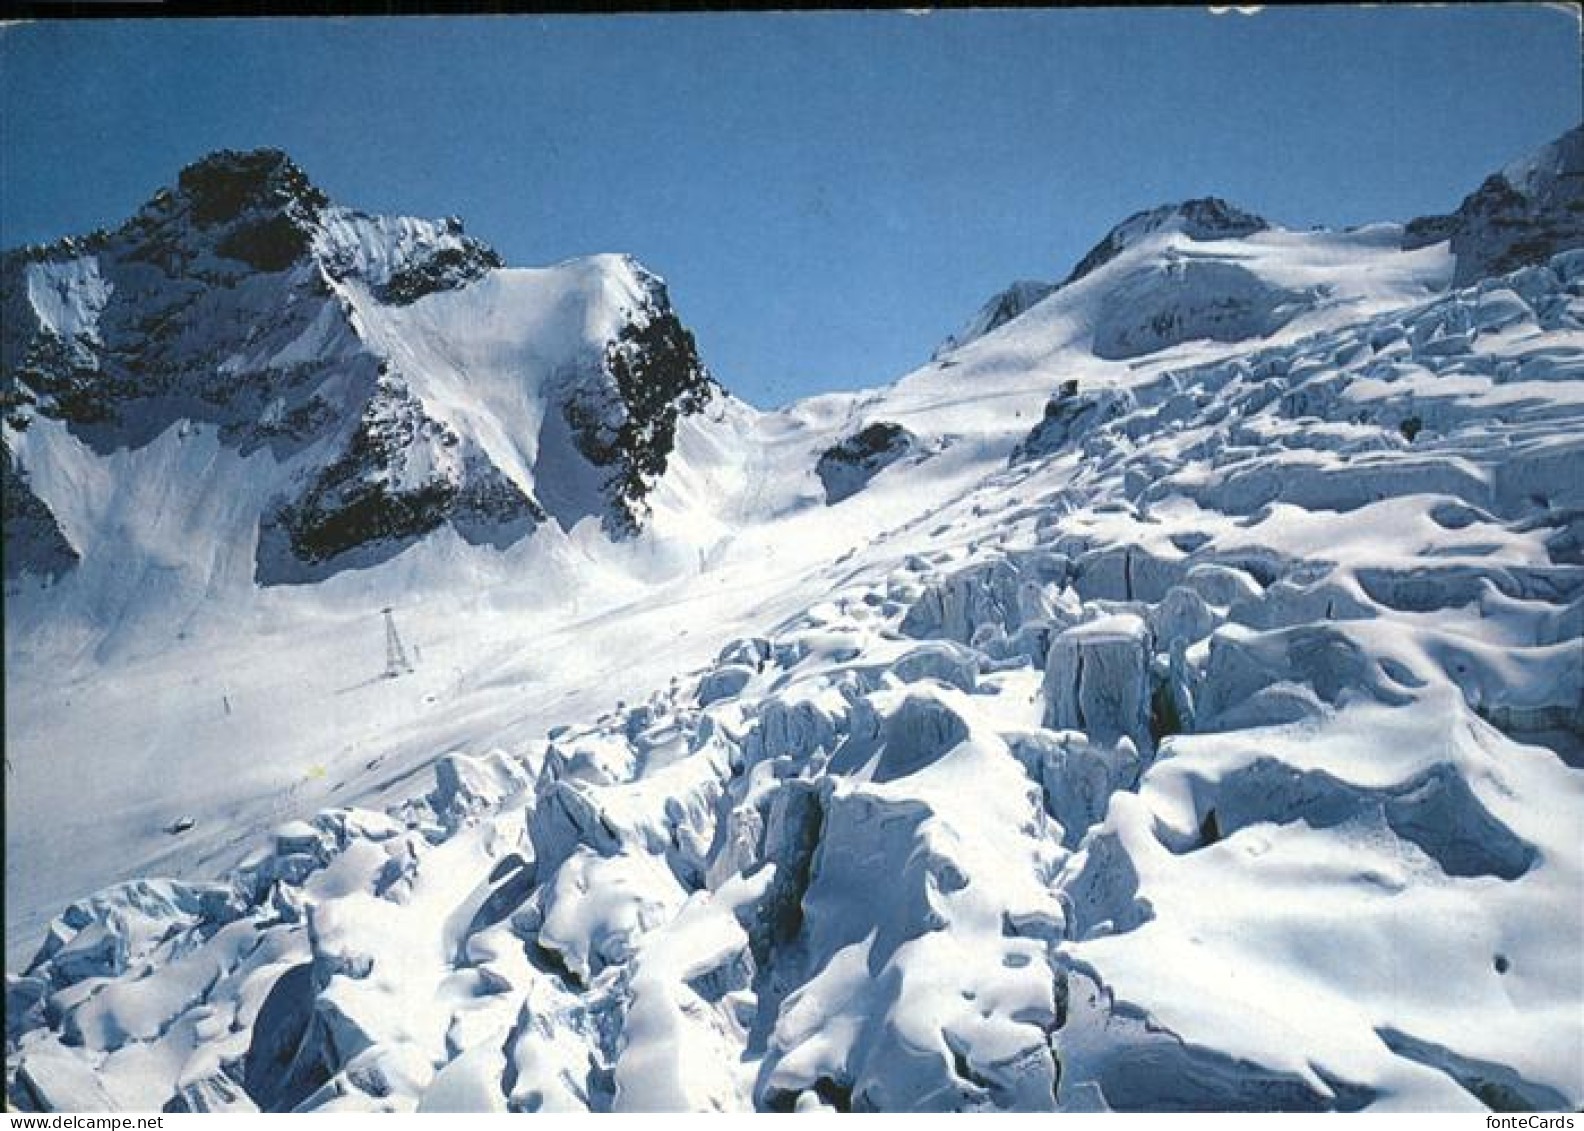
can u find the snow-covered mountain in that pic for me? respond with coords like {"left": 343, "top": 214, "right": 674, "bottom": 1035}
{"left": 5, "top": 127, "right": 1583, "bottom": 1113}
{"left": 936, "top": 194, "right": 1410, "bottom": 365}
{"left": 2, "top": 149, "right": 716, "bottom": 595}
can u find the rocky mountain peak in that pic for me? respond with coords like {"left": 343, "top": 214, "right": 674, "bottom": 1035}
{"left": 110, "top": 148, "right": 334, "bottom": 277}
{"left": 1405, "top": 124, "right": 1584, "bottom": 286}
{"left": 1062, "top": 196, "right": 1270, "bottom": 287}
{"left": 936, "top": 197, "right": 1279, "bottom": 362}
{"left": 97, "top": 147, "right": 504, "bottom": 296}
{"left": 173, "top": 148, "right": 328, "bottom": 229}
{"left": 2, "top": 149, "right": 722, "bottom": 590}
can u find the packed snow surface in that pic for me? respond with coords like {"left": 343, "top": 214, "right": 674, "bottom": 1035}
{"left": 5, "top": 138, "right": 1584, "bottom": 1112}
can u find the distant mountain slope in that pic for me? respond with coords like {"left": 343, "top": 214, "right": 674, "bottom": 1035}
{"left": 933, "top": 280, "right": 1056, "bottom": 360}
{"left": 934, "top": 196, "right": 1435, "bottom": 365}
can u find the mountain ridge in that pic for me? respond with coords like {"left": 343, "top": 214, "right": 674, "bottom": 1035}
{"left": 2, "top": 149, "right": 717, "bottom": 590}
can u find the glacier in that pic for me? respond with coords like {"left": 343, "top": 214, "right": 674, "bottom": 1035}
{"left": 4, "top": 128, "right": 1583, "bottom": 1112}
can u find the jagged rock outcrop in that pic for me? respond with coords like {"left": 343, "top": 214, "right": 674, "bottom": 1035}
{"left": 815, "top": 422, "right": 916, "bottom": 504}
{"left": 1406, "top": 124, "right": 1584, "bottom": 286}
{"left": 561, "top": 264, "right": 716, "bottom": 535}
{"left": 256, "top": 371, "right": 545, "bottom": 583}
{"left": 376, "top": 234, "right": 503, "bottom": 305}
{"left": 1, "top": 443, "right": 77, "bottom": 582}
{"left": 1011, "top": 380, "right": 1132, "bottom": 463}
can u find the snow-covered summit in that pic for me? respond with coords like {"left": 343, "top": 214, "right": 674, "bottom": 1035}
{"left": 934, "top": 198, "right": 1274, "bottom": 361}
{"left": 1060, "top": 195, "right": 1271, "bottom": 287}
{"left": 940, "top": 125, "right": 1584, "bottom": 369}
{"left": 2, "top": 148, "right": 718, "bottom": 596}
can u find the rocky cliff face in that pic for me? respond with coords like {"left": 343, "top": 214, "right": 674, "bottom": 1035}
{"left": 255, "top": 369, "right": 546, "bottom": 584}
{"left": 1, "top": 443, "right": 77, "bottom": 582}
{"left": 561, "top": 263, "right": 716, "bottom": 535}
{"left": 1405, "top": 125, "right": 1584, "bottom": 286}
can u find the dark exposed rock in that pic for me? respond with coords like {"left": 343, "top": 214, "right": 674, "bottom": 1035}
{"left": 1, "top": 324, "right": 108, "bottom": 429}
{"left": 269, "top": 476, "right": 457, "bottom": 576}
{"left": 1405, "top": 125, "right": 1584, "bottom": 286}
{"left": 258, "top": 375, "right": 543, "bottom": 584}
{"left": 177, "top": 148, "right": 328, "bottom": 228}
{"left": 2, "top": 442, "right": 79, "bottom": 582}
{"left": 1011, "top": 382, "right": 1133, "bottom": 464}
{"left": 1401, "top": 211, "right": 1459, "bottom": 250}
{"left": 815, "top": 421, "right": 916, "bottom": 504}
{"left": 216, "top": 213, "right": 315, "bottom": 274}
{"left": 448, "top": 456, "right": 547, "bottom": 548}
{"left": 380, "top": 240, "right": 503, "bottom": 305}
{"left": 129, "top": 149, "right": 329, "bottom": 279}
{"left": 563, "top": 268, "right": 715, "bottom": 535}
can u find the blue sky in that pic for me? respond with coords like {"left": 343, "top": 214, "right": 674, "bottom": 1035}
{"left": 2, "top": 8, "right": 1578, "bottom": 407}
